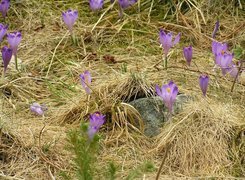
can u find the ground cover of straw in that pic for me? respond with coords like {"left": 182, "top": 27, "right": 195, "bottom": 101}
{"left": 0, "top": 1, "right": 244, "bottom": 179}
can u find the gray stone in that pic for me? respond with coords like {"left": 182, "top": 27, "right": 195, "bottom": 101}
{"left": 129, "top": 94, "right": 190, "bottom": 137}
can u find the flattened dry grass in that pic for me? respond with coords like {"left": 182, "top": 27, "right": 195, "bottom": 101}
{"left": 0, "top": 0, "right": 244, "bottom": 179}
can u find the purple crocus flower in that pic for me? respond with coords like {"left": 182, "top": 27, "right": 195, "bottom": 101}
{"left": 212, "top": 41, "right": 228, "bottom": 56}
{"left": 1, "top": 46, "right": 12, "bottom": 75}
{"left": 118, "top": 0, "right": 137, "bottom": 9}
{"left": 0, "top": 23, "right": 7, "bottom": 42}
{"left": 62, "top": 9, "right": 78, "bottom": 33}
{"left": 155, "top": 81, "right": 179, "bottom": 113}
{"left": 79, "top": 70, "right": 92, "bottom": 94}
{"left": 183, "top": 46, "right": 193, "bottom": 66}
{"left": 215, "top": 53, "right": 233, "bottom": 75}
{"left": 88, "top": 112, "right": 105, "bottom": 139}
{"left": 90, "top": 0, "right": 103, "bottom": 11}
{"left": 7, "top": 31, "right": 22, "bottom": 56}
{"left": 30, "top": 102, "right": 47, "bottom": 116}
{"left": 199, "top": 74, "right": 209, "bottom": 97}
{"left": 0, "top": 0, "right": 10, "bottom": 19}
{"left": 159, "top": 29, "right": 181, "bottom": 58}
{"left": 212, "top": 20, "right": 219, "bottom": 39}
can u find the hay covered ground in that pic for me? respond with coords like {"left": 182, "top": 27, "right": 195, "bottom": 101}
{"left": 0, "top": 0, "right": 244, "bottom": 179}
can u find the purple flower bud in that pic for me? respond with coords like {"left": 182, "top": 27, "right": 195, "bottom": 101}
{"left": 155, "top": 81, "right": 179, "bottom": 113}
{"left": 79, "top": 70, "right": 92, "bottom": 94}
{"left": 0, "top": 0, "right": 10, "bottom": 18}
{"left": 1, "top": 46, "right": 12, "bottom": 75}
{"left": 30, "top": 102, "right": 47, "bottom": 116}
{"left": 159, "top": 29, "right": 181, "bottom": 58}
{"left": 212, "top": 20, "right": 219, "bottom": 39}
{"left": 0, "top": 23, "right": 7, "bottom": 42}
{"left": 89, "top": 0, "right": 103, "bottom": 11}
{"left": 62, "top": 9, "right": 78, "bottom": 33}
{"left": 183, "top": 46, "right": 193, "bottom": 66}
{"left": 118, "top": 0, "right": 137, "bottom": 9}
{"left": 7, "top": 31, "right": 22, "bottom": 56}
{"left": 199, "top": 74, "right": 209, "bottom": 97}
{"left": 88, "top": 112, "right": 105, "bottom": 139}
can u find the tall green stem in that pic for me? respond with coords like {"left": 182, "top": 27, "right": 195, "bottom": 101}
{"left": 71, "top": 32, "right": 77, "bottom": 46}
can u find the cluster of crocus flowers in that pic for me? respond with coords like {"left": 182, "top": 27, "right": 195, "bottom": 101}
{"left": 212, "top": 41, "right": 238, "bottom": 78}
{"left": 80, "top": 70, "right": 92, "bottom": 94}
{"left": 88, "top": 112, "right": 105, "bottom": 139}
{"left": 89, "top": 0, "right": 104, "bottom": 11}
{"left": 183, "top": 45, "right": 193, "bottom": 66}
{"left": 159, "top": 29, "right": 180, "bottom": 69}
{"left": 7, "top": 31, "right": 22, "bottom": 71}
{"left": 0, "top": 0, "right": 10, "bottom": 19}
{"left": 155, "top": 81, "right": 179, "bottom": 114}
{"left": 30, "top": 102, "right": 48, "bottom": 116}
{"left": 199, "top": 74, "right": 209, "bottom": 97}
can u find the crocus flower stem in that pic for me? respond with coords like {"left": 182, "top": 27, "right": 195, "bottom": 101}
{"left": 163, "top": 55, "right": 168, "bottom": 69}
{"left": 71, "top": 32, "right": 77, "bottom": 45}
{"left": 14, "top": 54, "right": 19, "bottom": 71}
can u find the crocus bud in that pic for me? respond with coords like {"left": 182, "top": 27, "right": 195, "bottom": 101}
{"left": 62, "top": 9, "right": 78, "bottom": 33}
{"left": 212, "top": 20, "right": 219, "bottom": 39}
{"left": 0, "top": 23, "right": 7, "bottom": 42}
{"left": 89, "top": 0, "right": 104, "bottom": 11}
{"left": 183, "top": 46, "right": 193, "bottom": 66}
{"left": 30, "top": 102, "right": 47, "bottom": 116}
{"left": 159, "top": 29, "right": 181, "bottom": 58}
{"left": 79, "top": 70, "right": 92, "bottom": 94}
{"left": 7, "top": 31, "right": 22, "bottom": 56}
{"left": 199, "top": 74, "right": 209, "bottom": 97}
{"left": 1, "top": 46, "right": 12, "bottom": 75}
{"left": 88, "top": 112, "right": 105, "bottom": 139}
{"left": 0, "top": 0, "right": 10, "bottom": 18}
{"left": 156, "top": 81, "right": 179, "bottom": 113}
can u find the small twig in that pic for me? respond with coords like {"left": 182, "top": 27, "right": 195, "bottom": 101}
{"left": 231, "top": 59, "right": 244, "bottom": 92}
{"left": 155, "top": 143, "right": 171, "bottom": 180}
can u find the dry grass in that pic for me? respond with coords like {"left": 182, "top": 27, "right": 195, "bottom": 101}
{"left": 0, "top": 0, "right": 244, "bottom": 179}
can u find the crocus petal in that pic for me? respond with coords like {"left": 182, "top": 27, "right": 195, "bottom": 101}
{"left": 90, "top": 0, "right": 104, "bottom": 11}
{"left": 0, "top": 23, "right": 7, "bottom": 42}
{"left": 199, "top": 74, "right": 209, "bottom": 97}
{"left": 30, "top": 102, "right": 47, "bottom": 116}
{"left": 155, "top": 85, "right": 161, "bottom": 97}
{"left": 173, "top": 33, "right": 181, "bottom": 46}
